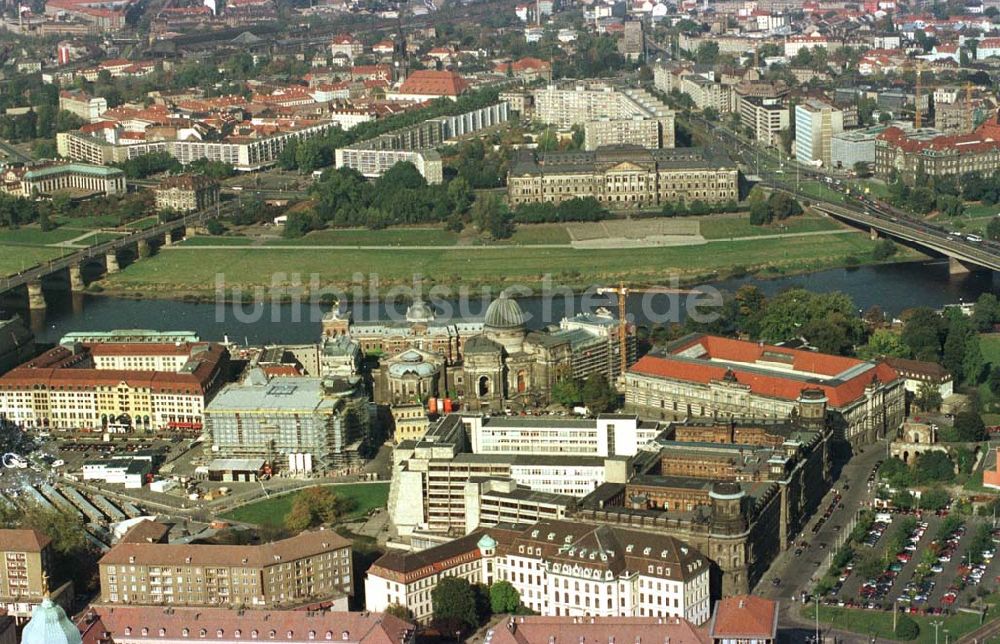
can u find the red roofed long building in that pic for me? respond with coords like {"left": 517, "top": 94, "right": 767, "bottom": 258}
{"left": 78, "top": 605, "right": 415, "bottom": 644}
{"left": 708, "top": 595, "right": 777, "bottom": 643}
{"left": 876, "top": 115, "right": 1000, "bottom": 183}
{"left": 390, "top": 70, "right": 470, "bottom": 102}
{"left": 0, "top": 342, "right": 228, "bottom": 432}
{"left": 623, "top": 333, "right": 904, "bottom": 446}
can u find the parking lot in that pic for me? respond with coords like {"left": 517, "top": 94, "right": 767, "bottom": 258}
{"left": 817, "top": 509, "right": 1000, "bottom": 615}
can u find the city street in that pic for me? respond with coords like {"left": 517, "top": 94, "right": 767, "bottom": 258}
{"left": 758, "top": 440, "right": 891, "bottom": 637}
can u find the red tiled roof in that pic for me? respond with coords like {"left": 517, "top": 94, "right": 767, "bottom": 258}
{"left": 879, "top": 117, "right": 1000, "bottom": 155}
{"left": 0, "top": 529, "right": 51, "bottom": 553}
{"left": 78, "top": 605, "right": 413, "bottom": 644}
{"left": 494, "top": 57, "right": 551, "bottom": 73}
{"left": 491, "top": 616, "right": 709, "bottom": 644}
{"left": 628, "top": 334, "right": 899, "bottom": 408}
{"left": 709, "top": 595, "right": 777, "bottom": 639}
{"left": 397, "top": 70, "right": 469, "bottom": 97}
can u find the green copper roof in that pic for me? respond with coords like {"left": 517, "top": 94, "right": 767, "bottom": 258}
{"left": 24, "top": 163, "right": 124, "bottom": 180}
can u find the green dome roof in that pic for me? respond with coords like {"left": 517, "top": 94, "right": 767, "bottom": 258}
{"left": 477, "top": 534, "right": 497, "bottom": 550}
{"left": 22, "top": 598, "right": 81, "bottom": 644}
{"left": 484, "top": 292, "right": 525, "bottom": 330}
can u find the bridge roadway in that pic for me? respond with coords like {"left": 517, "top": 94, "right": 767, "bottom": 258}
{"left": 0, "top": 200, "right": 235, "bottom": 297}
{"left": 682, "top": 112, "right": 1000, "bottom": 273}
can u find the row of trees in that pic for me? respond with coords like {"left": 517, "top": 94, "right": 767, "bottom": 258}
{"left": 747, "top": 188, "right": 804, "bottom": 225}
{"left": 416, "top": 577, "right": 527, "bottom": 638}
{"left": 0, "top": 106, "right": 85, "bottom": 144}
{"left": 513, "top": 197, "right": 609, "bottom": 223}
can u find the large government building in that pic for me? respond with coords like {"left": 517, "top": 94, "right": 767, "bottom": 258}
{"left": 876, "top": 116, "right": 1000, "bottom": 183}
{"left": 323, "top": 295, "right": 635, "bottom": 412}
{"left": 624, "top": 333, "right": 905, "bottom": 447}
{"left": 366, "top": 521, "right": 711, "bottom": 625}
{"left": 0, "top": 340, "right": 229, "bottom": 432}
{"left": 506, "top": 146, "right": 739, "bottom": 208}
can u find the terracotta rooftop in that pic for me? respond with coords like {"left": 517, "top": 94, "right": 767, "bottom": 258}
{"left": 78, "top": 605, "right": 414, "bottom": 644}
{"left": 629, "top": 333, "right": 899, "bottom": 408}
{"left": 490, "top": 616, "right": 708, "bottom": 644}
{"left": 0, "top": 529, "right": 52, "bottom": 553}
{"left": 100, "top": 529, "right": 350, "bottom": 568}
{"left": 708, "top": 595, "right": 778, "bottom": 640}
{"left": 118, "top": 521, "right": 171, "bottom": 545}
{"left": 397, "top": 70, "right": 469, "bottom": 97}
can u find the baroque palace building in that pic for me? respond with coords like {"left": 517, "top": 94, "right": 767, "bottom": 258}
{"left": 323, "top": 294, "right": 635, "bottom": 411}
{"left": 506, "top": 145, "right": 739, "bottom": 208}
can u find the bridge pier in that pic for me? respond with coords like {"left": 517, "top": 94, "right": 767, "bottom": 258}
{"left": 949, "top": 257, "right": 974, "bottom": 275}
{"left": 165, "top": 230, "right": 175, "bottom": 246}
{"left": 105, "top": 252, "right": 120, "bottom": 274}
{"left": 137, "top": 238, "right": 151, "bottom": 258}
{"left": 869, "top": 228, "right": 879, "bottom": 241}
{"left": 185, "top": 225, "right": 197, "bottom": 238}
{"left": 27, "top": 281, "right": 46, "bottom": 311}
{"left": 69, "top": 264, "right": 84, "bottom": 291}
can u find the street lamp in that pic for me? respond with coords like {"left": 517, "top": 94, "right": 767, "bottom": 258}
{"left": 931, "top": 620, "right": 943, "bottom": 644}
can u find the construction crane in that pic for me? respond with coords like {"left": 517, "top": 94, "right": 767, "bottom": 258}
{"left": 966, "top": 81, "right": 974, "bottom": 133}
{"left": 915, "top": 61, "right": 923, "bottom": 129}
{"left": 596, "top": 282, "right": 704, "bottom": 375}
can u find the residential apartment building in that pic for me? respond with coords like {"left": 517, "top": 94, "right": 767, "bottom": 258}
{"left": 98, "top": 530, "right": 353, "bottom": 609}
{"left": 154, "top": 174, "right": 220, "bottom": 212}
{"left": 58, "top": 89, "right": 107, "bottom": 122}
{"left": 507, "top": 146, "right": 739, "bottom": 208}
{"left": 623, "top": 333, "right": 905, "bottom": 446}
{"left": 204, "top": 369, "right": 373, "bottom": 473}
{"left": 366, "top": 521, "right": 711, "bottom": 625}
{"left": 1, "top": 162, "right": 125, "bottom": 197}
{"left": 78, "top": 605, "right": 415, "bottom": 644}
{"left": 532, "top": 83, "right": 675, "bottom": 147}
{"left": 875, "top": 117, "right": 1000, "bottom": 183}
{"left": 584, "top": 117, "right": 662, "bottom": 151}
{"left": 56, "top": 119, "right": 337, "bottom": 171}
{"left": 794, "top": 100, "right": 843, "bottom": 167}
{"left": 0, "top": 530, "right": 66, "bottom": 623}
{"left": 735, "top": 82, "right": 790, "bottom": 147}
{"left": 0, "top": 342, "right": 228, "bottom": 432}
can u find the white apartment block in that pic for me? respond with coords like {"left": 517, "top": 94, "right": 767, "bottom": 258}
{"left": 532, "top": 83, "right": 675, "bottom": 147}
{"left": 365, "top": 521, "right": 711, "bottom": 626}
{"left": 467, "top": 414, "right": 664, "bottom": 458}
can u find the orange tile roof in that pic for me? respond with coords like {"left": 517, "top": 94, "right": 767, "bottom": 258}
{"left": 629, "top": 334, "right": 899, "bottom": 408}
{"left": 397, "top": 70, "right": 469, "bottom": 97}
{"left": 0, "top": 529, "right": 51, "bottom": 553}
{"left": 491, "top": 616, "right": 709, "bottom": 644}
{"left": 709, "top": 595, "right": 777, "bottom": 639}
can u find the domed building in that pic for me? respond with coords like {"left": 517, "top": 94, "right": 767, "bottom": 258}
{"left": 340, "top": 294, "right": 636, "bottom": 412}
{"left": 21, "top": 597, "right": 81, "bottom": 644}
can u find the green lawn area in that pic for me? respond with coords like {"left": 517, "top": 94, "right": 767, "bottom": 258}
{"left": 266, "top": 228, "right": 459, "bottom": 247}
{"left": 83, "top": 232, "right": 125, "bottom": 245}
{"left": 179, "top": 236, "right": 256, "bottom": 247}
{"left": 220, "top": 483, "right": 389, "bottom": 525}
{"left": 127, "top": 216, "right": 161, "bottom": 231}
{"left": 499, "top": 224, "right": 572, "bottom": 245}
{"left": 797, "top": 181, "right": 847, "bottom": 204}
{"left": 0, "top": 227, "right": 84, "bottom": 246}
{"left": 699, "top": 214, "right": 842, "bottom": 239}
{"left": 103, "top": 231, "right": 881, "bottom": 295}
{"left": 52, "top": 214, "right": 123, "bottom": 229}
{"left": 0, "top": 245, "right": 69, "bottom": 277}
{"left": 805, "top": 598, "right": 1000, "bottom": 643}
{"left": 979, "top": 334, "right": 1000, "bottom": 366}
{"left": 848, "top": 179, "right": 892, "bottom": 200}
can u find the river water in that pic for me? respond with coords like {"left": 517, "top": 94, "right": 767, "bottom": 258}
{"left": 6, "top": 259, "right": 998, "bottom": 346}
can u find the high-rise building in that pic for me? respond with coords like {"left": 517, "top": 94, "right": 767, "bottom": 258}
{"left": 794, "top": 100, "right": 844, "bottom": 167}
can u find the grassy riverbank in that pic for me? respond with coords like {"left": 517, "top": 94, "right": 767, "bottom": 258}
{"left": 93, "top": 230, "right": 920, "bottom": 298}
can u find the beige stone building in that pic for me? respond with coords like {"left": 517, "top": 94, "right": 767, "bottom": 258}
{"left": 0, "top": 530, "right": 70, "bottom": 623}
{"left": 507, "top": 146, "right": 739, "bottom": 208}
{"left": 154, "top": 174, "right": 220, "bottom": 212}
{"left": 98, "top": 530, "right": 353, "bottom": 609}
